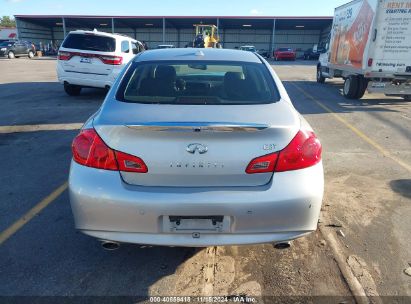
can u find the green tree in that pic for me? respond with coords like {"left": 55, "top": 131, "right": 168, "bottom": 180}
{"left": 0, "top": 16, "right": 16, "bottom": 27}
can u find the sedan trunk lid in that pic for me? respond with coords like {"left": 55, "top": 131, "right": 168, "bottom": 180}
{"left": 93, "top": 101, "right": 300, "bottom": 187}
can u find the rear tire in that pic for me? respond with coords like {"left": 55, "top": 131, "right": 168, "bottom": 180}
{"left": 8, "top": 51, "right": 15, "bottom": 59}
{"left": 28, "top": 51, "right": 34, "bottom": 59}
{"left": 343, "top": 76, "right": 359, "bottom": 99}
{"left": 64, "top": 83, "right": 82, "bottom": 96}
{"left": 354, "top": 76, "right": 368, "bottom": 99}
{"left": 316, "top": 66, "right": 325, "bottom": 83}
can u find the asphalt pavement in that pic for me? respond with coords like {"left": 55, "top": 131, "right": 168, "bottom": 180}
{"left": 0, "top": 57, "right": 410, "bottom": 303}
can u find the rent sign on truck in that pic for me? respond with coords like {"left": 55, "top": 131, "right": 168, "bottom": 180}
{"left": 372, "top": 0, "right": 411, "bottom": 73}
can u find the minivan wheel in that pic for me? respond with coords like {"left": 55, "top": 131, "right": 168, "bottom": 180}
{"left": 28, "top": 51, "right": 35, "bottom": 59}
{"left": 8, "top": 51, "right": 15, "bottom": 59}
{"left": 64, "top": 83, "right": 82, "bottom": 96}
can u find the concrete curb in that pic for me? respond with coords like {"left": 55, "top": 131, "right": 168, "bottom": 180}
{"left": 319, "top": 226, "right": 370, "bottom": 304}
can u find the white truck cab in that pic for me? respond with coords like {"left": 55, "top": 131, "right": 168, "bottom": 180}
{"left": 317, "top": 0, "right": 411, "bottom": 100}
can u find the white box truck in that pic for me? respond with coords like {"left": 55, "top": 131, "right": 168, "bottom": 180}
{"left": 317, "top": 0, "right": 411, "bottom": 100}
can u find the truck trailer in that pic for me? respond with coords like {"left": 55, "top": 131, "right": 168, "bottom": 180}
{"left": 317, "top": 0, "right": 411, "bottom": 100}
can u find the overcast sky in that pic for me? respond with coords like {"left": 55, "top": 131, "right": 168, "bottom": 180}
{"left": 1, "top": 0, "right": 348, "bottom": 17}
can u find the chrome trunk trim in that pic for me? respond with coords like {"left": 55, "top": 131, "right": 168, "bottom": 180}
{"left": 125, "top": 122, "right": 269, "bottom": 132}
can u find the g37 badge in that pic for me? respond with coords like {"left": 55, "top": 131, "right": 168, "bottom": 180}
{"left": 263, "top": 144, "right": 276, "bottom": 151}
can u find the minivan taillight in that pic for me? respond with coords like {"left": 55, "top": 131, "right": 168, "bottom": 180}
{"left": 245, "top": 130, "right": 322, "bottom": 174}
{"left": 58, "top": 51, "right": 72, "bottom": 61}
{"left": 72, "top": 129, "right": 147, "bottom": 172}
{"left": 100, "top": 55, "right": 123, "bottom": 65}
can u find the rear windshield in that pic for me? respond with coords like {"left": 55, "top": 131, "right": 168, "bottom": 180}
{"left": 279, "top": 48, "right": 292, "bottom": 51}
{"left": 62, "top": 33, "right": 116, "bottom": 52}
{"left": 116, "top": 61, "right": 280, "bottom": 105}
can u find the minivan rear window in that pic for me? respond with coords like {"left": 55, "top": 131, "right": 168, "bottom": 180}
{"left": 62, "top": 33, "right": 116, "bottom": 52}
{"left": 117, "top": 61, "right": 280, "bottom": 105}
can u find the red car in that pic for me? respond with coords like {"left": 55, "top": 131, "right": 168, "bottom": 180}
{"left": 273, "top": 48, "right": 296, "bottom": 61}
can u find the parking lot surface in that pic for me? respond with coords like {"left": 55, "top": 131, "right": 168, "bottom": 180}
{"left": 0, "top": 57, "right": 410, "bottom": 302}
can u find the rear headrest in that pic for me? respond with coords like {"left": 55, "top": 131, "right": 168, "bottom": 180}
{"left": 223, "top": 72, "right": 250, "bottom": 100}
{"left": 224, "top": 72, "right": 244, "bottom": 83}
{"left": 155, "top": 65, "right": 176, "bottom": 80}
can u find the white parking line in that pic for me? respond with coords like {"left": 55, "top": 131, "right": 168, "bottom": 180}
{"left": 0, "top": 123, "right": 83, "bottom": 134}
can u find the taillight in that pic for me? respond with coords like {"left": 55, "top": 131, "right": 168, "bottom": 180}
{"left": 275, "top": 130, "right": 322, "bottom": 172}
{"left": 58, "top": 51, "right": 72, "bottom": 61}
{"left": 245, "top": 130, "right": 322, "bottom": 174}
{"left": 72, "top": 129, "right": 148, "bottom": 172}
{"left": 246, "top": 153, "right": 279, "bottom": 174}
{"left": 100, "top": 55, "right": 123, "bottom": 65}
{"left": 72, "top": 129, "right": 117, "bottom": 170}
{"left": 368, "top": 58, "right": 373, "bottom": 67}
{"left": 115, "top": 151, "right": 148, "bottom": 173}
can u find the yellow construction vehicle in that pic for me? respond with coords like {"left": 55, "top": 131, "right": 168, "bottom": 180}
{"left": 192, "top": 24, "right": 222, "bottom": 48}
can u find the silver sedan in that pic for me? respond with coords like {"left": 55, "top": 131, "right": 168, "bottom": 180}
{"left": 69, "top": 48, "right": 323, "bottom": 247}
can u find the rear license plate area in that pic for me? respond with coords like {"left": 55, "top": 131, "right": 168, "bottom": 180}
{"left": 80, "top": 57, "right": 91, "bottom": 63}
{"left": 164, "top": 216, "right": 230, "bottom": 233}
{"left": 371, "top": 82, "right": 386, "bottom": 88}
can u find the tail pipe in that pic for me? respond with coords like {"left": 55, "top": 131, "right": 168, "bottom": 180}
{"left": 101, "top": 240, "right": 120, "bottom": 251}
{"left": 273, "top": 241, "right": 291, "bottom": 250}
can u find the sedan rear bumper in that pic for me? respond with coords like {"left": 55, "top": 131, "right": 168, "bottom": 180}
{"left": 69, "top": 161, "right": 324, "bottom": 246}
{"left": 83, "top": 230, "right": 311, "bottom": 247}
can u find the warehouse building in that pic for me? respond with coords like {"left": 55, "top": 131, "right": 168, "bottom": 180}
{"left": 14, "top": 15, "right": 332, "bottom": 57}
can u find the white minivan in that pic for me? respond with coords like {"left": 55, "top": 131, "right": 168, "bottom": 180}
{"left": 57, "top": 30, "right": 144, "bottom": 96}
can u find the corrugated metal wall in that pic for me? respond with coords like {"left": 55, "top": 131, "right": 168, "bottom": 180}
{"left": 274, "top": 29, "right": 321, "bottom": 57}
{"left": 16, "top": 19, "right": 52, "bottom": 43}
{"left": 51, "top": 26, "right": 179, "bottom": 49}
{"left": 319, "top": 24, "right": 331, "bottom": 45}
{"left": 16, "top": 18, "right": 328, "bottom": 56}
{"left": 221, "top": 29, "right": 272, "bottom": 50}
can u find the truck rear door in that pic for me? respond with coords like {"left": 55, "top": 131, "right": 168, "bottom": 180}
{"left": 371, "top": 0, "right": 411, "bottom": 74}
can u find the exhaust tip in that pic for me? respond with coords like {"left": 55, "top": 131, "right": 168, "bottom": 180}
{"left": 101, "top": 240, "right": 120, "bottom": 251}
{"left": 273, "top": 241, "right": 291, "bottom": 250}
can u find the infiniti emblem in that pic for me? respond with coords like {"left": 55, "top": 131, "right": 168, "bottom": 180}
{"left": 186, "top": 143, "right": 208, "bottom": 154}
